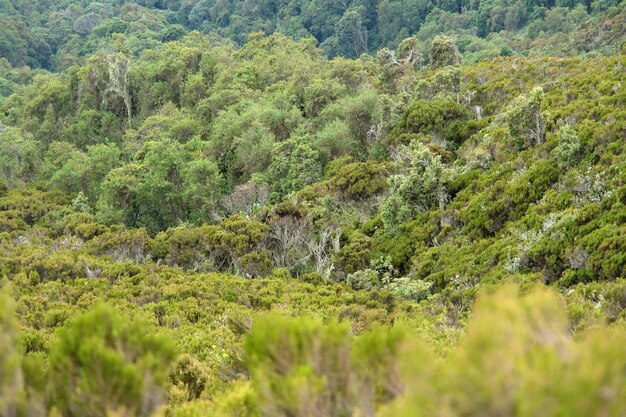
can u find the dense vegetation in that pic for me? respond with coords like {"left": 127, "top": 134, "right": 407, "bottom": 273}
{"left": 2, "top": 0, "right": 626, "bottom": 415}
{"left": 1, "top": 0, "right": 626, "bottom": 74}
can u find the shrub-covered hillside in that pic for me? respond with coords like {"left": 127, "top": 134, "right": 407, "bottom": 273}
{"left": 1, "top": 12, "right": 626, "bottom": 417}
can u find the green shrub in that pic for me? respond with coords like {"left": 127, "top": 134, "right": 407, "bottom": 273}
{"left": 429, "top": 35, "right": 461, "bottom": 69}
{"left": 170, "top": 354, "right": 209, "bottom": 401}
{"left": 553, "top": 125, "right": 582, "bottom": 169}
{"left": 383, "top": 286, "right": 626, "bottom": 417}
{"left": 0, "top": 286, "right": 24, "bottom": 416}
{"left": 245, "top": 315, "right": 403, "bottom": 417}
{"left": 50, "top": 304, "right": 176, "bottom": 417}
{"left": 389, "top": 99, "right": 471, "bottom": 146}
{"left": 330, "top": 162, "right": 388, "bottom": 199}
{"left": 381, "top": 141, "right": 446, "bottom": 229}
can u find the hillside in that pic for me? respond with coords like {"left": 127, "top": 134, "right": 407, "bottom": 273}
{"left": 1, "top": 0, "right": 625, "bottom": 73}
{"left": 1, "top": 2, "right": 626, "bottom": 416}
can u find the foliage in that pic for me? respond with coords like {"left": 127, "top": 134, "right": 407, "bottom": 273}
{"left": 429, "top": 35, "right": 461, "bottom": 69}
{"left": 0, "top": 285, "right": 23, "bottom": 417}
{"left": 381, "top": 141, "right": 447, "bottom": 228}
{"left": 388, "top": 98, "right": 472, "bottom": 147}
{"left": 383, "top": 286, "right": 626, "bottom": 417}
{"left": 494, "top": 86, "right": 546, "bottom": 150}
{"left": 50, "top": 304, "right": 176, "bottom": 416}
{"left": 245, "top": 315, "right": 403, "bottom": 417}
{"left": 553, "top": 125, "right": 582, "bottom": 169}
{"left": 1, "top": 0, "right": 623, "bottom": 74}
{"left": 0, "top": 8, "right": 625, "bottom": 417}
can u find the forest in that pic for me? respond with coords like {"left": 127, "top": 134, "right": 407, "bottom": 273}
{"left": 1, "top": 0, "right": 626, "bottom": 416}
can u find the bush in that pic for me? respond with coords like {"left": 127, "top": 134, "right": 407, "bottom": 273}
{"left": 553, "top": 125, "right": 581, "bottom": 169}
{"left": 0, "top": 286, "right": 23, "bottom": 416}
{"left": 335, "top": 231, "right": 372, "bottom": 274}
{"left": 330, "top": 162, "right": 388, "bottom": 199}
{"left": 170, "top": 354, "right": 209, "bottom": 401}
{"left": 245, "top": 315, "right": 403, "bottom": 417}
{"left": 90, "top": 228, "right": 152, "bottom": 263}
{"left": 50, "top": 304, "right": 176, "bottom": 417}
{"left": 388, "top": 277, "right": 433, "bottom": 302}
{"left": 347, "top": 269, "right": 380, "bottom": 291}
{"left": 429, "top": 35, "right": 461, "bottom": 69}
{"left": 383, "top": 285, "right": 626, "bottom": 417}
{"left": 381, "top": 141, "right": 447, "bottom": 229}
{"left": 389, "top": 99, "right": 472, "bottom": 147}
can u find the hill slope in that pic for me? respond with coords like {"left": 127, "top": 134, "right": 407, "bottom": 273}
{"left": 0, "top": 13, "right": 626, "bottom": 417}
{"left": 1, "top": 0, "right": 625, "bottom": 72}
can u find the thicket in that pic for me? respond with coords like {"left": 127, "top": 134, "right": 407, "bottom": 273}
{"left": 0, "top": 28, "right": 625, "bottom": 309}
{"left": 0, "top": 7, "right": 625, "bottom": 416}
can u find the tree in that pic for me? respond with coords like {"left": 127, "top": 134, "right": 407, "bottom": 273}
{"left": 73, "top": 13, "right": 103, "bottom": 36}
{"left": 160, "top": 24, "right": 188, "bottom": 42}
{"left": 376, "top": 36, "right": 421, "bottom": 92}
{"left": 0, "top": 126, "right": 41, "bottom": 186}
{"left": 329, "top": 6, "right": 369, "bottom": 57}
{"left": 100, "top": 38, "right": 134, "bottom": 127}
{"left": 97, "top": 139, "right": 222, "bottom": 232}
{"left": 267, "top": 215, "right": 312, "bottom": 272}
{"left": 261, "top": 136, "right": 323, "bottom": 202}
{"left": 331, "top": 162, "right": 388, "bottom": 200}
{"left": 321, "top": 89, "right": 385, "bottom": 152}
{"left": 208, "top": 215, "right": 272, "bottom": 276}
{"left": 429, "top": 35, "right": 460, "bottom": 69}
{"left": 415, "top": 65, "right": 463, "bottom": 101}
{"left": 307, "top": 226, "right": 342, "bottom": 277}
{"left": 48, "top": 143, "right": 121, "bottom": 202}
{"left": 220, "top": 183, "right": 270, "bottom": 220}
{"left": 183, "top": 158, "right": 224, "bottom": 224}
{"left": 96, "top": 163, "right": 142, "bottom": 227}
{"left": 390, "top": 98, "right": 472, "bottom": 147}
{"left": 495, "top": 86, "right": 546, "bottom": 149}
{"left": 553, "top": 125, "right": 581, "bottom": 169}
{"left": 381, "top": 140, "right": 447, "bottom": 228}
{"left": 71, "top": 191, "right": 92, "bottom": 213}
